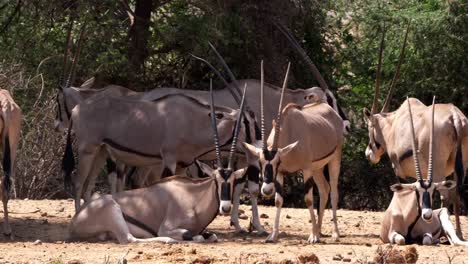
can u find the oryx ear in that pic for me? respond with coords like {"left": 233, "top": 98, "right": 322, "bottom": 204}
{"left": 279, "top": 141, "right": 298, "bottom": 158}
{"left": 233, "top": 167, "right": 247, "bottom": 180}
{"left": 390, "top": 183, "right": 415, "bottom": 192}
{"left": 434, "top": 180, "right": 456, "bottom": 190}
{"left": 242, "top": 142, "right": 260, "bottom": 158}
{"left": 195, "top": 160, "right": 214, "bottom": 178}
{"left": 363, "top": 108, "right": 372, "bottom": 122}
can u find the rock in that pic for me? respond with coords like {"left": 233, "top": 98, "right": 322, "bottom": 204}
{"left": 264, "top": 222, "right": 269, "bottom": 226}
{"left": 67, "top": 260, "right": 84, "bottom": 264}
{"left": 347, "top": 252, "right": 352, "bottom": 255}
{"left": 191, "top": 256, "right": 212, "bottom": 264}
{"left": 24, "top": 198, "right": 29, "bottom": 201}
{"left": 239, "top": 209, "right": 245, "bottom": 214}
{"left": 354, "top": 222, "right": 360, "bottom": 227}
{"left": 189, "top": 248, "right": 197, "bottom": 254}
{"left": 137, "top": 251, "right": 143, "bottom": 255}
{"left": 260, "top": 213, "right": 269, "bottom": 219}
{"left": 33, "top": 239, "right": 42, "bottom": 245}
{"left": 342, "top": 257, "right": 351, "bottom": 262}
{"left": 41, "top": 212, "right": 47, "bottom": 217}
{"left": 278, "top": 258, "right": 294, "bottom": 264}
{"left": 239, "top": 214, "right": 248, "bottom": 220}
{"left": 57, "top": 207, "right": 65, "bottom": 212}
{"left": 285, "top": 215, "right": 291, "bottom": 219}
{"left": 297, "top": 253, "right": 319, "bottom": 264}
{"left": 332, "top": 254, "right": 343, "bottom": 261}
{"left": 67, "top": 214, "right": 72, "bottom": 218}
{"left": 365, "top": 243, "right": 372, "bottom": 247}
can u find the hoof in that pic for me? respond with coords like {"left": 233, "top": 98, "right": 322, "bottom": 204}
{"left": 193, "top": 235, "right": 205, "bottom": 243}
{"left": 332, "top": 232, "right": 340, "bottom": 241}
{"left": 235, "top": 228, "right": 249, "bottom": 235}
{"left": 265, "top": 232, "right": 278, "bottom": 243}
{"left": 206, "top": 234, "right": 218, "bottom": 243}
{"left": 307, "top": 234, "right": 320, "bottom": 244}
{"left": 257, "top": 230, "right": 269, "bottom": 237}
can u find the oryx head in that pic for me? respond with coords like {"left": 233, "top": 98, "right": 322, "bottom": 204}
{"left": 390, "top": 97, "right": 456, "bottom": 223}
{"left": 243, "top": 61, "right": 297, "bottom": 198}
{"left": 55, "top": 19, "right": 86, "bottom": 132}
{"left": 363, "top": 22, "right": 410, "bottom": 163}
{"left": 273, "top": 21, "right": 351, "bottom": 135}
{"left": 201, "top": 79, "right": 249, "bottom": 215}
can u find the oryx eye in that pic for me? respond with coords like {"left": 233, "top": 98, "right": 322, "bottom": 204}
{"left": 215, "top": 113, "right": 224, "bottom": 119}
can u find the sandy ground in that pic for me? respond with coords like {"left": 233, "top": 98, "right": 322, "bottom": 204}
{"left": 0, "top": 199, "right": 467, "bottom": 264}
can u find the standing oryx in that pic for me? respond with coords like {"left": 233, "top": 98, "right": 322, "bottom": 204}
{"left": 0, "top": 89, "right": 21, "bottom": 238}
{"left": 381, "top": 97, "right": 468, "bottom": 246}
{"left": 68, "top": 83, "right": 248, "bottom": 244}
{"left": 62, "top": 85, "right": 257, "bottom": 213}
{"left": 363, "top": 22, "right": 467, "bottom": 237}
{"left": 243, "top": 62, "right": 344, "bottom": 243}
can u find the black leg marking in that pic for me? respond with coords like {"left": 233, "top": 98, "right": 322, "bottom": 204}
{"left": 182, "top": 230, "right": 194, "bottom": 241}
{"left": 161, "top": 167, "right": 173, "bottom": 178}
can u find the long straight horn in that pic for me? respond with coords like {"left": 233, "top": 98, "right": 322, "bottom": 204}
{"left": 372, "top": 24, "right": 386, "bottom": 114}
{"left": 191, "top": 54, "right": 242, "bottom": 105}
{"left": 273, "top": 21, "right": 329, "bottom": 91}
{"left": 208, "top": 42, "right": 243, "bottom": 104}
{"left": 60, "top": 19, "right": 74, "bottom": 89}
{"left": 228, "top": 83, "right": 248, "bottom": 170}
{"left": 209, "top": 79, "right": 223, "bottom": 169}
{"left": 381, "top": 21, "right": 411, "bottom": 113}
{"left": 272, "top": 62, "right": 291, "bottom": 151}
{"left": 407, "top": 97, "right": 423, "bottom": 184}
{"left": 260, "top": 60, "right": 267, "bottom": 151}
{"left": 427, "top": 96, "right": 436, "bottom": 184}
{"left": 67, "top": 21, "right": 87, "bottom": 89}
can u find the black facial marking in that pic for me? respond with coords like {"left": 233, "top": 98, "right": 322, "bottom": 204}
{"left": 422, "top": 191, "right": 431, "bottom": 209}
{"left": 264, "top": 164, "right": 273, "bottom": 183}
{"left": 274, "top": 180, "right": 285, "bottom": 197}
{"left": 398, "top": 149, "right": 413, "bottom": 163}
{"left": 242, "top": 114, "right": 252, "bottom": 144}
{"left": 161, "top": 167, "right": 173, "bottom": 178}
{"left": 263, "top": 150, "right": 277, "bottom": 161}
{"left": 221, "top": 182, "right": 231, "bottom": 201}
{"left": 219, "top": 168, "right": 232, "bottom": 180}
{"left": 246, "top": 165, "right": 260, "bottom": 183}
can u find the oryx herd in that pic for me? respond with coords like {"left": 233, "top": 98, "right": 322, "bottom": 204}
{"left": 0, "top": 20, "right": 466, "bottom": 248}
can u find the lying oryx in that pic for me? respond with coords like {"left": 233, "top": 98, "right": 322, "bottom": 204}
{"left": 62, "top": 89, "right": 256, "bottom": 213}
{"left": 363, "top": 23, "right": 467, "bottom": 237}
{"left": 381, "top": 98, "right": 468, "bottom": 246}
{"left": 68, "top": 84, "right": 248, "bottom": 244}
{"left": 243, "top": 63, "right": 344, "bottom": 243}
{"left": 0, "top": 89, "right": 21, "bottom": 238}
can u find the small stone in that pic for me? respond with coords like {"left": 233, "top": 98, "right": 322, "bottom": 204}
{"left": 279, "top": 251, "right": 284, "bottom": 254}
{"left": 264, "top": 222, "right": 269, "bottom": 226}
{"left": 24, "top": 198, "right": 29, "bottom": 201}
{"left": 57, "top": 207, "right": 65, "bottom": 212}
{"left": 138, "top": 251, "right": 143, "bottom": 255}
{"left": 239, "top": 209, "right": 245, "bottom": 214}
{"left": 285, "top": 215, "right": 291, "bottom": 219}
{"left": 41, "top": 212, "right": 47, "bottom": 217}
{"left": 239, "top": 214, "right": 248, "bottom": 220}
{"left": 260, "top": 213, "right": 269, "bottom": 219}
{"left": 191, "top": 256, "right": 212, "bottom": 264}
{"left": 189, "top": 248, "right": 197, "bottom": 254}
{"left": 67, "top": 214, "right": 72, "bottom": 218}
{"left": 41, "top": 219, "right": 48, "bottom": 225}
{"left": 342, "top": 258, "right": 351, "bottom": 262}
{"left": 33, "top": 239, "right": 42, "bottom": 245}
{"left": 332, "top": 254, "right": 343, "bottom": 261}
{"left": 354, "top": 222, "right": 360, "bottom": 227}
{"left": 67, "top": 260, "right": 84, "bottom": 264}
{"left": 347, "top": 252, "right": 352, "bottom": 255}
{"left": 297, "top": 253, "right": 319, "bottom": 264}
{"left": 365, "top": 243, "right": 372, "bottom": 247}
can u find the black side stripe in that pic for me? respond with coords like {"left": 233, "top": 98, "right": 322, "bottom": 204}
{"left": 311, "top": 146, "right": 337, "bottom": 163}
{"left": 122, "top": 213, "right": 158, "bottom": 237}
{"left": 103, "top": 138, "right": 162, "bottom": 158}
{"left": 398, "top": 149, "right": 413, "bottom": 163}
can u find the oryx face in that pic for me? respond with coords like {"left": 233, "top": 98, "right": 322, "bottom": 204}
{"left": 197, "top": 161, "right": 245, "bottom": 215}
{"left": 363, "top": 108, "right": 385, "bottom": 163}
{"left": 242, "top": 141, "right": 298, "bottom": 198}
{"left": 55, "top": 88, "right": 70, "bottom": 132}
{"left": 244, "top": 110, "right": 262, "bottom": 148}
{"left": 390, "top": 180, "right": 456, "bottom": 223}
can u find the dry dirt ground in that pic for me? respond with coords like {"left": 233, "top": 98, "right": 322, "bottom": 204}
{"left": 0, "top": 199, "right": 467, "bottom": 264}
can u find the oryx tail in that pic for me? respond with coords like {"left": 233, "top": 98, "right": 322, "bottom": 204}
{"left": 453, "top": 110, "right": 465, "bottom": 200}
{"left": 62, "top": 120, "right": 75, "bottom": 193}
{"left": 2, "top": 134, "right": 11, "bottom": 192}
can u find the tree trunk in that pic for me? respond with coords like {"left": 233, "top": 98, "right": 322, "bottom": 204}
{"left": 128, "top": 0, "right": 154, "bottom": 89}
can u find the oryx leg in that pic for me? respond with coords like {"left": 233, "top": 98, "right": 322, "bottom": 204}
{"left": 82, "top": 148, "right": 108, "bottom": 202}
{"left": 160, "top": 154, "right": 176, "bottom": 178}
{"left": 309, "top": 169, "right": 330, "bottom": 238}
{"left": 265, "top": 174, "right": 284, "bottom": 243}
{"left": 438, "top": 208, "right": 468, "bottom": 246}
{"left": 246, "top": 165, "right": 266, "bottom": 235}
{"left": 106, "top": 159, "right": 118, "bottom": 194}
{"left": 303, "top": 170, "right": 320, "bottom": 243}
{"left": 1, "top": 184, "right": 11, "bottom": 237}
{"left": 230, "top": 179, "right": 247, "bottom": 233}
{"left": 327, "top": 152, "right": 342, "bottom": 241}
{"left": 74, "top": 146, "right": 104, "bottom": 212}
{"left": 388, "top": 214, "right": 406, "bottom": 245}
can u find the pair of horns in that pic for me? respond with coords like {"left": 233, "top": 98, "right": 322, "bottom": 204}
{"left": 260, "top": 60, "right": 291, "bottom": 152}
{"left": 371, "top": 21, "right": 411, "bottom": 114}
{"left": 60, "top": 18, "right": 87, "bottom": 90}
{"left": 407, "top": 96, "right": 435, "bottom": 186}
{"left": 210, "top": 79, "right": 247, "bottom": 171}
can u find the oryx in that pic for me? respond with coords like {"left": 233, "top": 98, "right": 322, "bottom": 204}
{"left": 243, "top": 62, "right": 344, "bottom": 243}
{"left": 381, "top": 97, "right": 468, "bottom": 246}
{"left": 0, "top": 89, "right": 21, "bottom": 238}
{"left": 363, "top": 22, "right": 467, "bottom": 237}
{"left": 68, "top": 83, "right": 248, "bottom": 244}
{"left": 62, "top": 83, "right": 257, "bottom": 213}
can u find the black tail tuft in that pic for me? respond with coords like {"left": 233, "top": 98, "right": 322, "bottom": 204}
{"left": 454, "top": 144, "right": 465, "bottom": 201}
{"left": 2, "top": 135, "right": 12, "bottom": 192}
{"left": 62, "top": 122, "right": 75, "bottom": 194}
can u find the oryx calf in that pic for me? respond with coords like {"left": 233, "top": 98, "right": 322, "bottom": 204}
{"left": 0, "top": 89, "right": 21, "bottom": 238}
{"left": 63, "top": 92, "right": 255, "bottom": 213}
{"left": 68, "top": 81, "right": 248, "bottom": 244}
{"left": 381, "top": 98, "right": 467, "bottom": 246}
{"left": 243, "top": 64, "right": 344, "bottom": 243}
